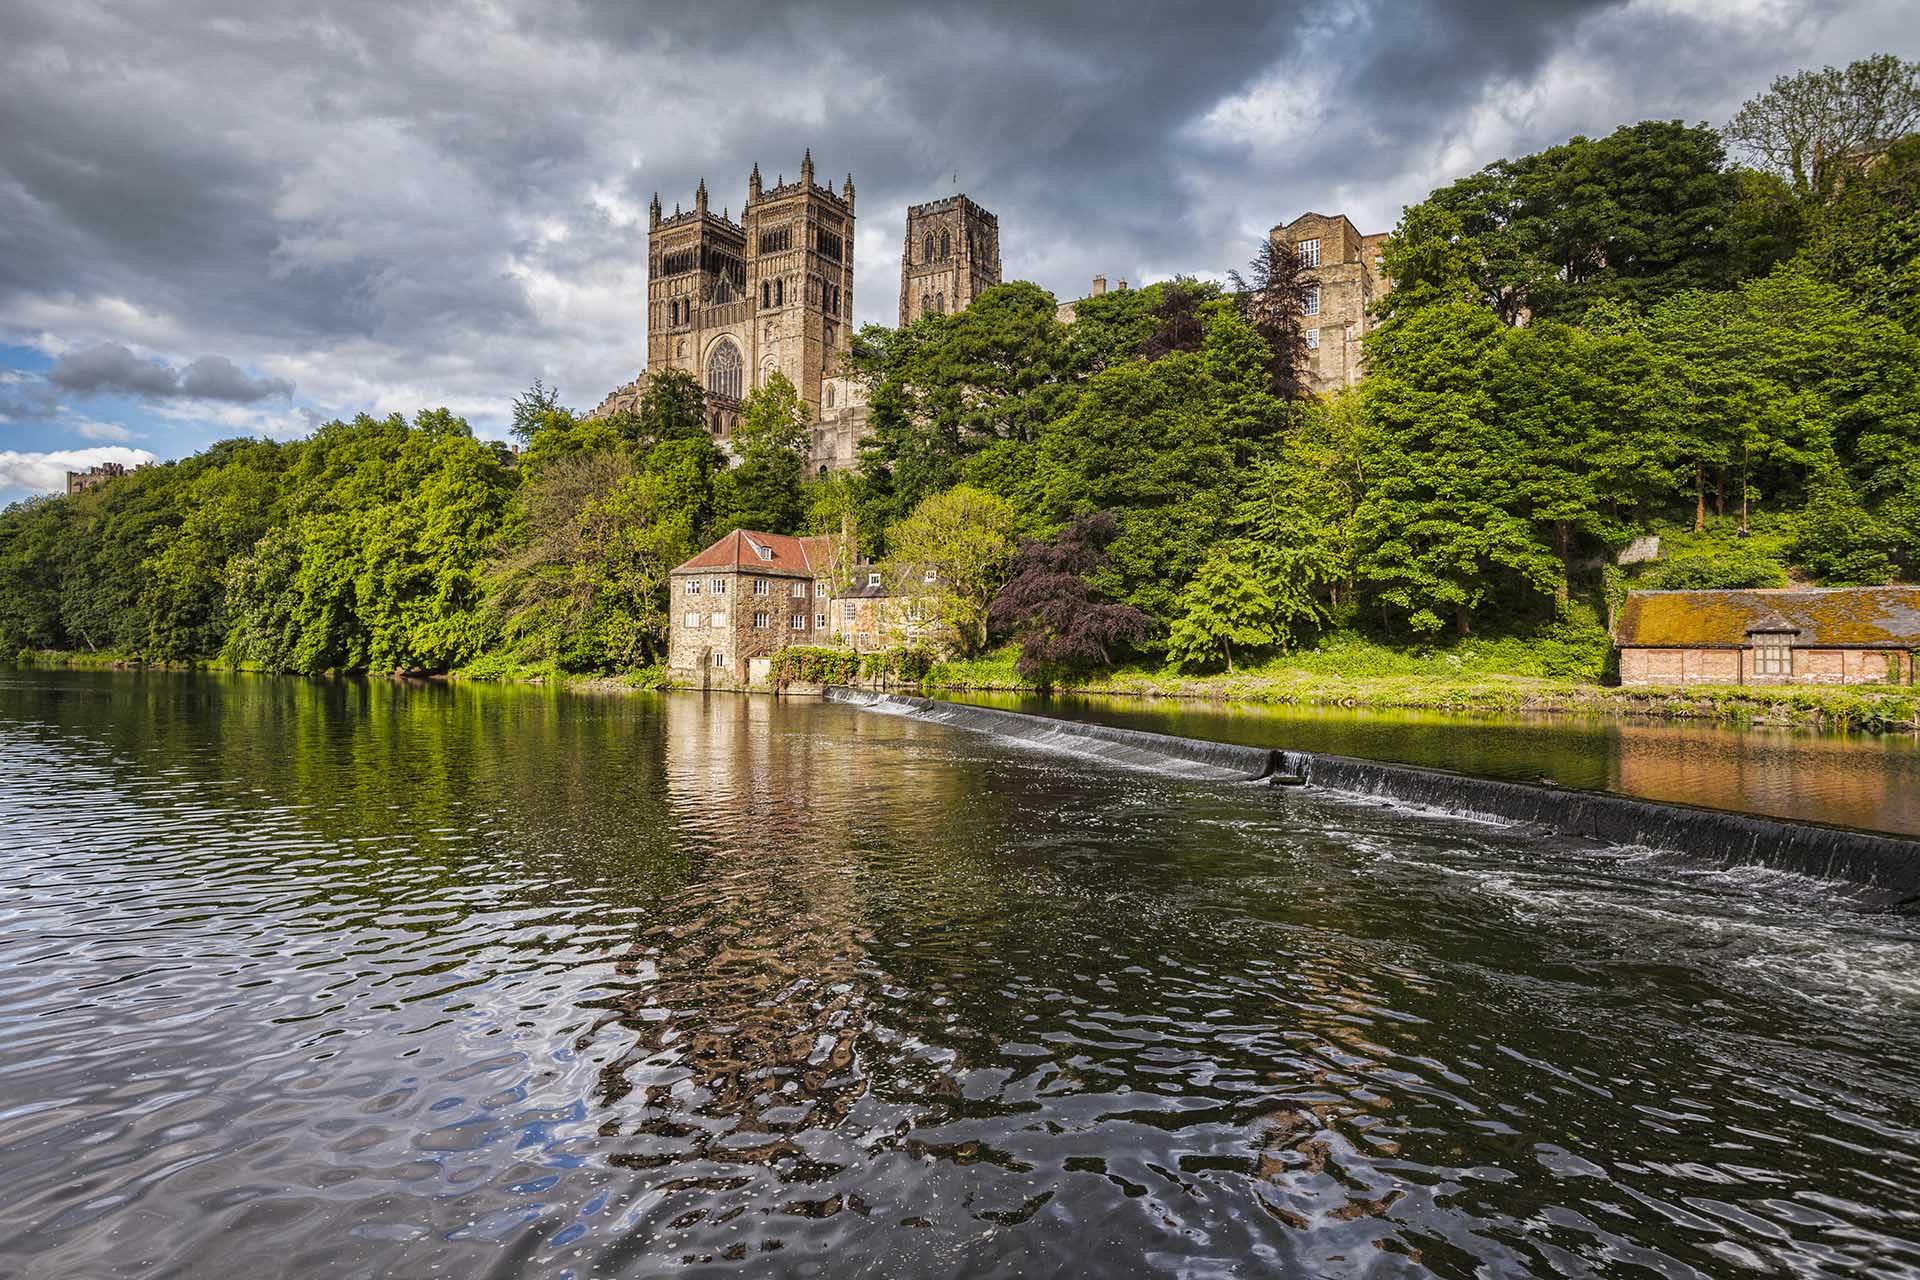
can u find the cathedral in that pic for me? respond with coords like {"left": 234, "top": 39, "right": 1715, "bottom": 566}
{"left": 641, "top": 150, "right": 863, "bottom": 471}
{"left": 594, "top": 153, "right": 1009, "bottom": 475}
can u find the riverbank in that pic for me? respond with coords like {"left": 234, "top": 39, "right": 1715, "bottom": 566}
{"left": 15, "top": 648, "right": 1917, "bottom": 731}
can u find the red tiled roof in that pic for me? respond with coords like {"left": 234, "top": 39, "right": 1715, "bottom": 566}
{"left": 1615, "top": 587, "right": 1920, "bottom": 648}
{"left": 672, "top": 529, "right": 837, "bottom": 578}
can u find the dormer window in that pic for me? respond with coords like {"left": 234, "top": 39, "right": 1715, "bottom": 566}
{"left": 867, "top": 572, "right": 881, "bottom": 588}
{"left": 745, "top": 537, "right": 772, "bottom": 561}
{"left": 922, "top": 568, "right": 937, "bottom": 584}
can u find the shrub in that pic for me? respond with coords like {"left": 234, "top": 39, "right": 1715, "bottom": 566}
{"left": 769, "top": 645, "right": 861, "bottom": 687}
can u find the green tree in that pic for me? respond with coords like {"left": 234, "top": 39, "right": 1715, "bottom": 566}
{"left": 881, "top": 485, "right": 1019, "bottom": 656}
{"left": 636, "top": 369, "right": 710, "bottom": 444}
{"left": 1167, "top": 546, "right": 1290, "bottom": 673}
{"left": 510, "top": 378, "right": 563, "bottom": 442}
{"left": 1727, "top": 53, "right": 1920, "bottom": 194}
{"left": 730, "top": 371, "right": 809, "bottom": 533}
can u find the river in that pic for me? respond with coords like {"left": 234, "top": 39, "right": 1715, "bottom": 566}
{"left": 2, "top": 670, "right": 1918, "bottom": 1277}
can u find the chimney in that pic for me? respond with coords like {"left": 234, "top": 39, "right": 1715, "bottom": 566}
{"left": 1091, "top": 275, "right": 1107, "bottom": 296}
{"left": 1117, "top": 279, "right": 1128, "bottom": 292}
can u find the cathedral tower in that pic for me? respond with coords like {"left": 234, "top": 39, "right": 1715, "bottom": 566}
{"left": 899, "top": 195, "right": 1001, "bottom": 326}
{"left": 646, "top": 151, "right": 855, "bottom": 441}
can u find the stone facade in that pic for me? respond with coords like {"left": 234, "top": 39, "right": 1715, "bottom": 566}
{"left": 1270, "top": 213, "right": 1393, "bottom": 394}
{"left": 667, "top": 529, "right": 939, "bottom": 686}
{"left": 65, "top": 462, "right": 128, "bottom": 495}
{"left": 899, "top": 194, "right": 1001, "bottom": 326}
{"left": 641, "top": 151, "right": 867, "bottom": 476}
{"left": 1614, "top": 587, "right": 1920, "bottom": 688}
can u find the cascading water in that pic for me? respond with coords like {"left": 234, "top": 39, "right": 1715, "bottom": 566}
{"left": 827, "top": 687, "right": 1920, "bottom": 907}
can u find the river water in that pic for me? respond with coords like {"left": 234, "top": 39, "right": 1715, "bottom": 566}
{"left": 3, "top": 670, "right": 1918, "bottom": 1278}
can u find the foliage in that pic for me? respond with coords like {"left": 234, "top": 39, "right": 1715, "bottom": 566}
{"left": 880, "top": 485, "right": 1018, "bottom": 656}
{"left": 1806, "top": 134, "right": 1920, "bottom": 331}
{"left": 769, "top": 645, "right": 862, "bottom": 687}
{"left": 1229, "top": 236, "right": 1317, "bottom": 400}
{"left": 1166, "top": 547, "right": 1289, "bottom": 672}
{"left": 987, "top": 512, "right": 1154, "bottom": 681}
{"left": 1726, "top": 53, "right": 1920, "bottom": 194}
{"left": 510, "top": 378, "right": 563, "bottom": 442}
{"left": 730, "top": 371, "right": 809, "bottom": 534}
{"left": 636, "top": 369, "right": 709, "bottom": 444}
{"left": 1381, "top": 120, "right": 1745, "bottom": 326}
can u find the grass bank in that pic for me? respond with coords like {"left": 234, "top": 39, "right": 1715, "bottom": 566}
{"left": 921, "top": 639, "right": 1920, "bottom": 731}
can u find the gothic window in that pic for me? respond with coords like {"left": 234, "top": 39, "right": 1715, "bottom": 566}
{"left": 923, "top": 233, "right": 935, "bottom": 263}
{"left": 706, "top": 339, "right": 743, "bottom": 400}
{"left": 762, "top": 281, "right": 771, "bottom": 308}
{"left": 712, "top": 278, "right": 733, "bottom": 304}
{"left": 775, "top": 278, "right": 784, "bottom": 307}
{"left": 676, "top": 340, "right": 686, "bottom": 359}
{"left": 940, "top": 230, "right": 950, "bottom": 259}
{"left": 825, "top": 384, "right": 835, "bottom": 408}
{"left": 936, "top": 293, "right": 945, "bottom": 314}
{"left": 922, "top": 293, "right": 934, "bottom": 317}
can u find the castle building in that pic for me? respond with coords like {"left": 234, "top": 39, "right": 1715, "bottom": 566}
{"left": 1270, "top": 213, "right": 1393, "bottom": 393}
{"left": 644, "top": 151, "right": 858, "bottom": 458}
{"left": 898, "top": 195, "right": 1001, "bottom": 326}
{"left": 65, "top": 462, "right": 128, "bottom": 495}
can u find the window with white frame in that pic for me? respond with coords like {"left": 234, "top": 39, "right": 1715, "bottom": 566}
{"left": 1752, "top": 632, "right": 1794, "bottom": 677}
{"left": 843, "top": 602, "right": 857, "bottom": 622}
{"left": 684, "top": 579, "right": 702, "bottom": 595}
{"left": 710, "top": 611, "right": 725, "bottom": 628}
{"left": 711, "top": 578, "right": 727, "bottom": 595}
{"left": 1297, "top": 238, "right": 1320, "bottom": 267}
{"left": 815, "top": 612, "right": 827, "bottom": 629}
{"left": 791, "top": 582, "right": 808, "bottom": 598}
{"left": 867, "top": 571, "right": 881, "bottom": 587}
{"left": 684, "top": 610, "right": 700, "bottom": 628}
{"left": 1306, "top": 328, "right": 1320, "bottom": 349}
{"left": 710, "top": 651, "right": 726, "bottom": 668}
{"left": 753, "top": 578, "right": 769, "bottom": 595}
{"left": 1303, "top": 286, "right": 1320, "bottom": 316}
{"left": 922, "top": 568, "right": 937, "bottom": 584}
{"left": 791, "top": 615, "right": 807, "bottom": 630}
{"left": 753, "top": 611, "right": 770, "bottom": 628}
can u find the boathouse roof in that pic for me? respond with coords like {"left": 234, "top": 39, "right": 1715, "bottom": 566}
{"left": 1614, "top": 587, "right": 1920, "bottom": 649}
{"left": 672, "top": 529, "right": 836, "bottom": 579}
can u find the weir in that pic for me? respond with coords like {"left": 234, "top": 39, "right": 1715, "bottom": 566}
{"left": 825, "top": 688, "right": 1920, "bottom": 909}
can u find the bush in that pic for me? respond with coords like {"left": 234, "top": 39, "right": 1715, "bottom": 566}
{"left": 769, "top": 645, "right": 861, "bottom": 687}
{"left": 1639, "top": 542, "right": 1789, "bottom": 589}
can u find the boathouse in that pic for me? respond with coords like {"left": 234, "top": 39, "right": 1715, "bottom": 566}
{"left": 1613, "top": 587, "right": 1920, "bottom": 687}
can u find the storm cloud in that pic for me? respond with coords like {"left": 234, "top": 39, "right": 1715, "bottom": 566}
{"left": 0, "top": 0, "right": 1914, "bottom": 454}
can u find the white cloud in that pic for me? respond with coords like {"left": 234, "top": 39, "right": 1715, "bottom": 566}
{"left": 0, "top": 446, "right": 158, "bottom": 496}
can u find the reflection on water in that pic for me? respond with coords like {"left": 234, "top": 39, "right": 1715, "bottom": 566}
{"left": 2, "top": 671, "right": 1919, "bottom": 1277}
{"left": 950, "top": 692, "right": 1920, "bottom": 835}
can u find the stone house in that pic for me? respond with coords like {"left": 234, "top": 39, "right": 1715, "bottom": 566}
{"left": 1614, "top": 587, "right": 1920, "bottom": 687}
{"left": 1270, "top": 213, "right": 1393, "bottom": 394}
{"left": 666, "top": 529, "right": 939, "bottom": 686}
{"left": 65, "top": 462, "right": 128, "bottom": 495}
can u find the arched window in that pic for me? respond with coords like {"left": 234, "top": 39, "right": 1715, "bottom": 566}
{"left": 706, "top": 339, "right": 743, "bottom": 400}
{"left": 940, "top": 231, "right": 950, "bottom": 259}
{"left": 818, "top": 464, "right": 829, "bottom": 479}
{"left": 774, "top": 278, "right": 784, "bottom": 307}
{"left": 923, "top": 233, "right": 935, "bottom": 263}
{"left": 922, "top": 293, "right": 934, "bottom": 317}
{"left": 761, "top": 281, "right": 771, "bottom": 308}
{"left": 936, "top": 293, "right": 946, "bottom": 314}
{"left": 825, "top": 384, "right": 836, "bottom": 408}
{"left": 676, "top": 340, "right": 686, "bottom": 358}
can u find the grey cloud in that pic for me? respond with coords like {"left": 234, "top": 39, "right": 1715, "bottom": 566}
{"left": 1, "top": 0, "right": 1914, "bottom": 448}
{"left": 50, "top": 343, "right": 292, "bottom": 402}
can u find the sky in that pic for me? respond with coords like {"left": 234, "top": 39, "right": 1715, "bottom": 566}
{"left": 0, "top": 0, "right": 1914, "bottom": 503}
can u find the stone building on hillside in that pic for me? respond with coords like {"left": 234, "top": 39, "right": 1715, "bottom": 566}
{"left": 1270, "top": 213, "right": 1393, "bottom": 394}
{"left": 1614, "top": 587, "right": 1919, "bottom": 687}
{"left": 65, "top": 462, "right": 128, "bottom": 495}
{"left": 667, "top": 528, "right": 939, "bottom": 686}
{"left": 899, "top": 194, "right": 1002, "bottom": 325}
